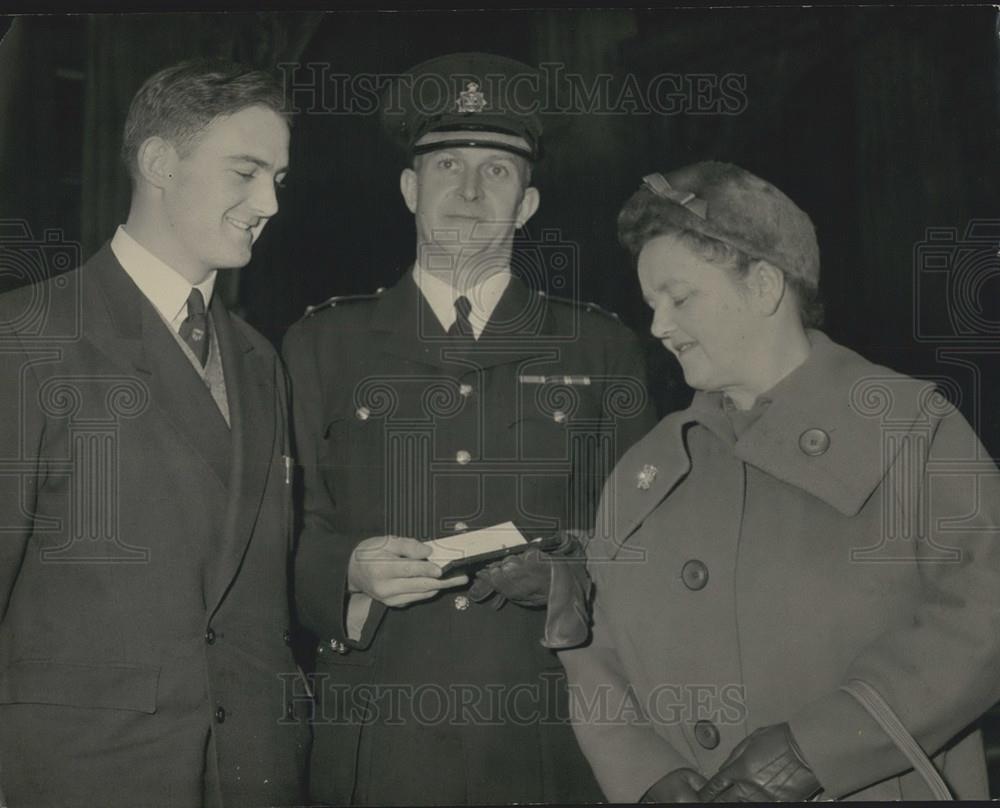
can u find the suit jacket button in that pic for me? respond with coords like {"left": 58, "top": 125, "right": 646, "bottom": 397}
{"left": 204, "top": 628, "right": 216, "bottom": 645}
{"left": 799, "top": 428, "right": 830, "bottom": 456}
{"left": 455, "top": 450, "right": 472, "bottom": 465}
{"left": 694, "top": 720, "right": 720, "bottom": 749}
{"left": 681, "top": 560, "right": 709, "bottom": 591}
{"left": 454, "top": 595, "right": 470, "bottom": 611}
{"left": 215, "top": 707, "right": 227, "bottom": 724}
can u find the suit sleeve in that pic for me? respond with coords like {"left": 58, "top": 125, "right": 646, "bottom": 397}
{"left": 282, "top": 323, "right": 385, "bottom": 649}
{"left": 0, "top": 332, "right": 42, "bottom": 623}
{"left": 788, "top": 408, "right": 1000, "bottom": 797}
{"left": 559, "top": 570, "right": 693, "bottom": 801}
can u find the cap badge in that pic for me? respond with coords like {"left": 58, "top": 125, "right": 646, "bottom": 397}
{"left": 636, "top": 464, "right": 658, "bottom": 490}
{"left": 456, "top": 80, "right": 488, "bottom": 114}
{"left": 642, "top": 173, "right": 709, "bottom": 219}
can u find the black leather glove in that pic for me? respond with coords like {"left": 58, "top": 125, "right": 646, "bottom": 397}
{"left": 698, "top": 723, "right": 821, "bottom": 802}
{"left": 468, "top": 531, "right": 592, "bottom": 649}
{"left": 642, "top": 768, "right": 707, "bottom": 803}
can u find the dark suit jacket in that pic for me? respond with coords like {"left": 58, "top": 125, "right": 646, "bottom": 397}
{"left": 0, "top": 244, "right": 308, "bottom": 808}
{"left": 283, "top": 270, "right": 657, "bottom": 805}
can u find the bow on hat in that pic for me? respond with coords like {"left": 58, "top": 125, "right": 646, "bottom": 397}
{"left": 642, "top": 173, "right": 708, "bottom": 219}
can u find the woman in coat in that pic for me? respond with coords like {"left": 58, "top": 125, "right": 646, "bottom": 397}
{"left": 559, "top": 161, "right": 1000, "bottom": 802}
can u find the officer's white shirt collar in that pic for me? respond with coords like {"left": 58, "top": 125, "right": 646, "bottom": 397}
{"left": 110, "top": 225, "right": 217, "bottom": 333}
{"left": 413, "top": 262, "right": 510, "bottom": 340}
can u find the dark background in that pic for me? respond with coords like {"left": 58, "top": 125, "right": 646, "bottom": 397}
{"left": 2, "top": 8, "right": 999, "bottom": 429}
{"left": 2, "top": 5, "right": 1000, "bottom": 786}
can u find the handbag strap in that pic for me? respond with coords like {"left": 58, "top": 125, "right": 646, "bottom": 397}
{"left": 839, "top": 679, "right": 953, "bottom": 800}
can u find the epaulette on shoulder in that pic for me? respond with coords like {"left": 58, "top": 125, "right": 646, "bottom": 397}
{"left": 538, "top": 290, "right": 621, "bottom": 321}
{"left": 303, "top": 287, "right": 387, "bottom": 318}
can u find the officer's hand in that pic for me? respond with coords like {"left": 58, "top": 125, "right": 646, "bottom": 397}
{"left": 347, "top": 535, "right": 468, "bottom": 607}
{"left": 471, "top": 547, "right": 550, "bottom": 607}
{"left": 641, "top": 768, "right": 707, "bottom": 803}
{"left": 698, "top": 723, "right": 821, "bottom": 802}
{"left": 469, "top": 532, "right": 592, "bottom": 649}
{"left": 470, "top": 531, "right": 586, "bottom": 607}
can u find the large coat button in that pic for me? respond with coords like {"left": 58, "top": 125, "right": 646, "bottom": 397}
{"left": 694, "top": 720, "right": 720, "bottom": 749}
{"left": 799, "top": 428, "right": 830, "bottom": 456}
{"left": 681, "top": 560, "right": 709, "bottom": 591}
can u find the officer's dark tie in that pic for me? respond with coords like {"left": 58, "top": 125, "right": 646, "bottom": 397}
{"left": 448, "top": 295, "right": 474, "bottom": 338}
{"left": 179, "top": 288, "right": 210, "bottom": 366}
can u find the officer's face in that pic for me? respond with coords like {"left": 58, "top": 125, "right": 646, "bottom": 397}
{"left": 400, "top": 146, "right": 539, "bottom": 269}
{"left": 158, "top": 105, "right": 289, "bottom": 279}
{"left": 639, "top": 234, "right": 764, "bottom": 395}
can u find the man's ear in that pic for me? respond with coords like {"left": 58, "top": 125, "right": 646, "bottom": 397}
{"left": 400, "top": 168, "right": 418, "bottom": 214}
{"left": 746, "top": 259, "right": 786, "bottom": 316}
{"left": 136, "top": 136, "right": 177, "bottom": 189}
{"left": 515, "top": 186, "right": 540, "bottom": 229}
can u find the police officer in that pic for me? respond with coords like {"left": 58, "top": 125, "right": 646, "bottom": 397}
{"left": 283, "top": 52, "right": 657, "bottom": 806}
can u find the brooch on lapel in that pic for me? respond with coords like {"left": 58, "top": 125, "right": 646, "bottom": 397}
{"left": 636, "top": 464, "right": 658, "bottom": 490}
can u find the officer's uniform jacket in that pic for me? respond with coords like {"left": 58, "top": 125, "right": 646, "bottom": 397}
{"left": 0, "top": 245, "right": 309, "bottom": 808}
{"left": 560, "top": 330, "right": 1000, "bottom": 801}
{"left": 283, "top": 269, "right": 657, "bottom": 805}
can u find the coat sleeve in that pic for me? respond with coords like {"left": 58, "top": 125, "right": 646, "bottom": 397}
{"left": 559, "top": 577, "right": 693, "bottom": 802}
{"left": 0, "top": 332, "right": 42, "bottom": 624}
{"left": 282, "top": 322, "right": 385, "bottom": 649}
{"left": 788, "top": 407, "right": 1000, "bottom": 798}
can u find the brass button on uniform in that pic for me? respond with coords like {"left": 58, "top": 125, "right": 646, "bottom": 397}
{"left": 455, "top": 450, "right": 472, "bottom": 465}
{"left": 799, "top": 428, "right": 830, "bottom": 456}
{"left": 454, "top": 595, "right": 470, "bottom": 611}
{"left": 553, "top": 410, "right": 568, "bottom": 424}
{"left": 681, "top": 560, "right": 709, "bottom": 591}
{"left": 215, "top": 707, "right": 227, "bottom": 724}
{"left": 355, "top": 406, "right": 371, "bottom": 421}
{"left": 459, "top": 384, "right": 473, "bottom": 397}
{"left": 694, "top": 720, "right": 720, "bottom": 749}
{"left": 453, "top": 522, "right": 469, "bottom": 532}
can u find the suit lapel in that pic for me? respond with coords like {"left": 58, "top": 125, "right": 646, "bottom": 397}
{"left": 87, "top": 245, "right": 232, "bottom": 488}
{"left": 206, "top": 299, "right": 276, "bottom": 613}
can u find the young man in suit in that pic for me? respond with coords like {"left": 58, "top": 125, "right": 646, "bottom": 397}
{"left": 283, "top": 52, "right": 657, "bottom": 805}
{"left": 0, "top": 59, "right": 307, "bottom": 807}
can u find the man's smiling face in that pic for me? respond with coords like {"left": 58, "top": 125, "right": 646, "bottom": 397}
{"left": 161, "top": 104, "right": 290, "bottom": 277}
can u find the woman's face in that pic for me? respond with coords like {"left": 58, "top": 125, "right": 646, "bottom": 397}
{"left": 638, "top": 233, "right": 761, "bottom": 394}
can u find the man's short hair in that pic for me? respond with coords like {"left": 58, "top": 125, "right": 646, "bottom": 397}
{"left": 121, "top": 58, "right": 289, "bottom": 180}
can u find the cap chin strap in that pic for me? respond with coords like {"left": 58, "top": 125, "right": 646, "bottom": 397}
{"left": 412, "top": 138, "right": 535, "bottom": 161}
